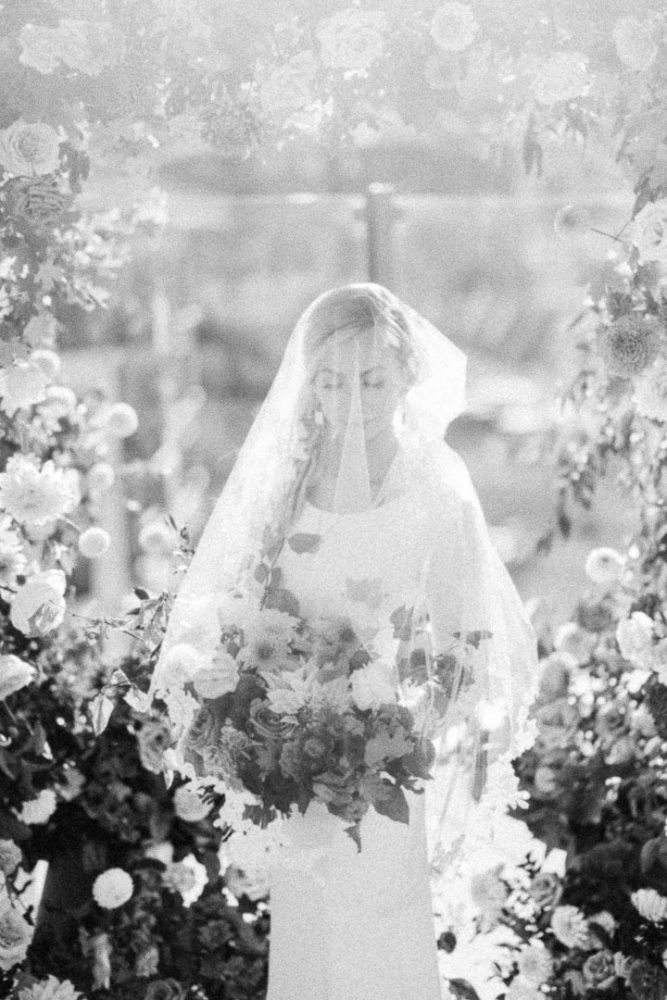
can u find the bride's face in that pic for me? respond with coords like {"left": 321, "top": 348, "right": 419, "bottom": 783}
{"left": 311, "top": 329, "right": 407, "bottom": 441}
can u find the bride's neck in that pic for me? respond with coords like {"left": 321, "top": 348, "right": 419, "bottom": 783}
{"left": 316, "top": 425, "right": 399, "bottom": 486}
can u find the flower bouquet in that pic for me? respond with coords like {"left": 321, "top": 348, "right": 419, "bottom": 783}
{"left": 157, "top": 594, "right": 485, "bottom": 849}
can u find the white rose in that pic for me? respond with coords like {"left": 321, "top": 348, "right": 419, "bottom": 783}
{"left": 78, "top": 526, "right": 111, "bottom": 559}
{"left": 316, "top": 8, "right": 388, "bottom": 73}
{"left": 0, "top": 901, "right": 32, "bottom": 971}
{"left": 92, "top": 867, "right": 134, "bottom": 909}
{"left": 430, "top": 2, "right": 478, "bottom": 52}
{"left": 10, "top": 570, "right": 67, "bottom": 637}
{"left": 192, "top": 652, "right": 239, "bottom": 700}
{"left": 163, "top": 853, "right": 208, "bottom": 907}
{"left": 18, "top": 788, "right": 57, "bottom": 825}
{"left": 612, "top": 17, "right": 658, "bottom": 72}
{"left": 616, "top": 611, "right": 654, "bottom": 664}
{"left": 629, "top": 199, "right": 667, "bottom": 267}
{"left": 0, "top": 359, "right": 49, "bottom": 416}
{"left": 584, "top": 547, "right": 625, "bottom": 586}
{"left": 0, "top": 120, "right": 61, "bottom": 177}
{"left": 551, "top": 904, "right": 591, "bottom": 948}
{"left": 0, "top": 654, "right": 36, "bottom": 700}
{"left": 350, "top": 661, "right": 396, "bottom": 711}
{"left": 173, "top": 784, "right": 211, "bottom": 823}
{"left": 631, "top": 887, "right": 667, "bottom": 923}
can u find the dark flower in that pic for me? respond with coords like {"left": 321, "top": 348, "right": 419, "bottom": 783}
{"left": 145, "top": 979, "right": 185, "bottom": 1000}
{"left": 528, "top": 871, "right": 563, "bottom": 910}
{"left": 627, "top": 959, "right": 667, "bottom": 1000}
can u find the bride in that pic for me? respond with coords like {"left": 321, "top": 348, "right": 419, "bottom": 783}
{"left": 150, "top": 283, "right": 539, "bottom": 1000}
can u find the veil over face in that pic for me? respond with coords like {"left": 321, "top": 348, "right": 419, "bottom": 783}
{"left": 149, "top": 282, "right": 539, "bottom": 876}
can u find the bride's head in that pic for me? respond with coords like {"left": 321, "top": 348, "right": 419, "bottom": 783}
{"left": 301, "top": 283, "right": 420, "bottom": 443}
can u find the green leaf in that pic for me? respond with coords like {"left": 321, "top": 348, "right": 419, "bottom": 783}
{"left": 372, "top": 783, "right": 409, "bottom": 824}
{"left": 287, "top": 532, "right": 322, "bottom": 554}
{"left": 344, "top": 822, "right": 362, "bottom": 852}
{"left": 89, "top": 692, "right": 115, "bottom": 736}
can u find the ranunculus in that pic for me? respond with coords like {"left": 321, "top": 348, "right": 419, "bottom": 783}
{"left": 635, "top": 357, "right": 667, "bottom": 424}
{"left": 92, "top": 867, "right": 134, "bottom": 909}
{"left": 612, "top": 17, "right": 658, "bottom": 72}
{"left": 137, "top": 719, "right": 172, "bottom": 773}
{"left": 551, "top": 904, "right": 591, "bottom": 948}
{"left": 0, "top": 359, "right": 49, "bottom": 415}
{"left": 163, "top": 853, "right": 208, "bottom": 907}
{"left": 173, "top": 784, "right": 211, "bottom": 823}
{"left": 192, "top": 652, "right": 239, "bottom": 699}
{"left": 430, "top": 2, "right": 478, "bottom": 52}
{"left": 616, "top": 611, "right": 654, "bottom": 664}
{"left": 629, "top": 198, "right": 667, "bottom": 267}
{"left": 0, "top": 453, "right": 79, "bottom": 526}
{"left": 534, "top": 51, "right": 590, "bottom": 105}
{"left": 18, "top": 788, "right": 57, "bottom": 825}
{"left": 0, "top": 654, "right": 36, "bottom": 700}
{"left": 10, "top": 570, "right": 67, "bottom": 637}
{"left": 78, "top": 526, "right": 111, "bottom": 559}
{"left": 582, "top": 949, "right": 617, "bottom": 989}
{"left": 316, "top": 7, "right": 388, "bottom": 73}
{"left": 529, "top": 871, "right": 563, "bottom": 910}
{"left": 17, "top": 975, "right": 82, "bottom": 1000}
{"left": 597, "top": 314, "right": 662, "bottom": 378}
{"left": 0, "top": 119, "right": 61, "bottom": 177}
{"left": 259, "top": 50, "right": 318, "bottom": 114}
{"left": 0, "top": 902, "right": 32, "bottom": 970}
{"left": 585, "top": 547, "right": 625, "bottom": 586}
{"left": 517, "top": 939, "right": 554, "bottom": 986}
{"left": 0, "top": 840, "right": 21, "bottom": 875}
{"left": 631, "top": 887, "right": 667, "bottom": 923}
{"left": 351, "top": 661, "right": 396, "bottom": 711}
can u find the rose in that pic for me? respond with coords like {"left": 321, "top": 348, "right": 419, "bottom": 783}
{"left": 583, "top": 949, "right": 617, "bottom": 989}
{"left": 316, "top": 8, "right": 388, "bottom": 72}
{"left": 0, "top": 903, "right": 32, "bottom": 970}
{"left": 629, "top": 199, "right": 667, "bottom": 266}
{"left": 613, "top": 17, "right": 658, "bottom": 72}
{"left": 192, "top": 652, "right": 239, "bottom": 699}
{"left": 0, "top": 654, "right": 36, "bottom": 700}
{"left": 137, "top": 719, "right": 172, "bottom": 773}
{"left": 351, "top": 661, "right": 396, "bottom": 711}
{"left": 430, "top": 2, "right": 478, "bottom": 52}
{"left": 0, "top": 120, "right": 61, "bottom": 177}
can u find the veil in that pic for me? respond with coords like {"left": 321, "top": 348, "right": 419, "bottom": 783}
{"left": 148, "top": 282, "right": 539, "bottom": 878}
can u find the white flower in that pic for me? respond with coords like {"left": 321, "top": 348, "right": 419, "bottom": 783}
{"left": 0, "top": 840, "right": 21, "bottom": 875}
{"left": 18, "top": 788, "right": 57, "bottom": 825}
{"left": 616, "top": 611, "right": 654, "bottom": 664}
{"left": 223, "top": 862, "right": 269, "bottom": 901}
{"left": 430, "top": 2, "right": 478, "bottom": 52}
{"left": 585, "top": 547, "right": 625, "bottom": 586}
{"left": 0, "top": 654, "right": 36, "bottom": 700}
{"left": 86, "top": 462, "right": 115, "bottom": 496}
{"left": 163, "top": 853, "right": 208, "bottom": 907}
{"left": 534, "top": 51, "right": 590, "bottom": 106}
{"left": 156, "top": 642, "right": 208, "bottom": 693}
{"left": 173, "top": 784, "right": 211, "bottom": 823}
{"left": 350, "top": 661, "right": 395, "bottom": 711}
{"left": 0, "top": 453, "right": 79, "bottom": 526}
{"left": 629, "top": 198, "right": 667, "bottom": 266}
{"left": 192, "top": 652, "right": 239, "bottom": 700}
{"left": 10, "top": 570, "right": 67, "bottom": 637}
{"left": 631, "top": 887, "right": 667, "bottom": 923}
{"left": 30, "top": 349, "right": 61, "bottom": 382}
{"left": 77, "top": 526, "right": 111, "bottom": 559}
{"left": 612, "top": 17, "right": 658, "bottom": 72}
{"left": 265, "top": 665, "right": 315, "bottom": 714}
{"left": 17, "top": 974, "right": 82, "bottom": 1000}
{"left": 316, "top": 8, "right": 388, "bottom": 73}
{"left": 240, "top": 607, "right": 299, "bottom": 671}
{"left": 92, "top": 867, "right": 134, "bottom": 909}
{"left": 517, "top": 939, "right": 554, "bottom": 986}
{"left": 0, "top": 900, "right": 32, "bottom": 971}
{"left": 0, "top": 119, "right": 61, "bottom": 177}
{"left": 551, "top": 904, "right": 591, "bottom": 948}
{"left": 504, "top": 976, "right": 545, "bottom": 1000}
{"left": 99, "top": 402, "right": 138, "bottom": 439}
{"left": 259, "top": 50, "right": 318, "bottom": 114}
{"left": 635, "top": 356, "right": 667, "bottom": 423}
{"left": 0, "top": 359, "right": 49, "bottom": 415}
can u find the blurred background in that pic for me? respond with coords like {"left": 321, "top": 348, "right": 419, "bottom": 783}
{"left": 60, "top": 131, "right": 637, "bottom": 624}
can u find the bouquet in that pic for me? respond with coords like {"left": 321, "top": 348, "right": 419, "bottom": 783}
{"left": 160, "top": 593, "right": 486, "bottom": 849}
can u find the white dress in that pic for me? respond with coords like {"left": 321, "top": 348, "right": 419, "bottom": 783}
{"left": 265, "top": 491, "right": 445, "bottom": 1000}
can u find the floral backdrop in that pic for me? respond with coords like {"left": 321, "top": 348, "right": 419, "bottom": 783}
{"left": 1, "top": 1, "right": 667, "bottom": 998}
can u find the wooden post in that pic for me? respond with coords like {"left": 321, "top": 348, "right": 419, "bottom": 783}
{"left": 365, "top": 182, "right": 397, "bottom": 287}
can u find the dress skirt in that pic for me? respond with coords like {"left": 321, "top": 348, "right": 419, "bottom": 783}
{"left": 266, "top": 789, "right": 443, "bottom": 1000}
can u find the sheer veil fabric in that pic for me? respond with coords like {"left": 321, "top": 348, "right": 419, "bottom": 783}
{"left": 149, "top": 282, "right": 539, "bottom": 878}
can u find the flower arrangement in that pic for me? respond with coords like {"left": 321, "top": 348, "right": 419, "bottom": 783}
{"left": 156, "top": 593, "right": 484, "bottom": 850}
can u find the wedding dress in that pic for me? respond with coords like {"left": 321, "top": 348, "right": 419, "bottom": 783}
{"left": 266, "top": 481, "right": 445, "bottom": 1000}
